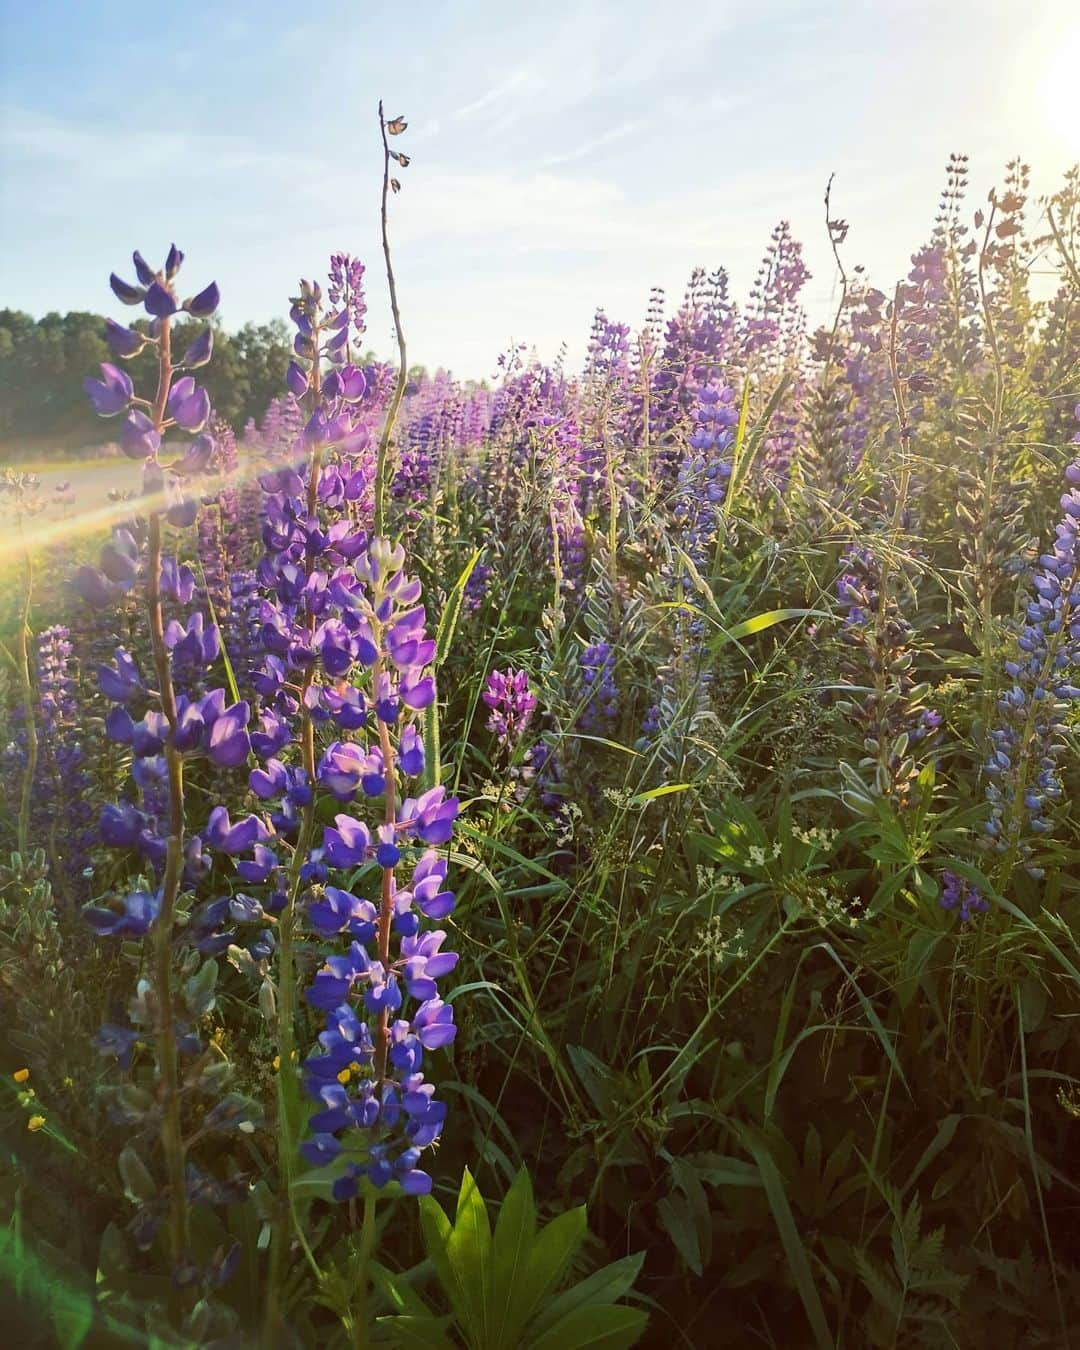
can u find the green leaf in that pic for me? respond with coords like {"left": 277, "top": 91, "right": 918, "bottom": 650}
{"left": 517, "top": 1206, "right": 588, "bottom": 1333}
{"left": 818, "top": 943, "right": 910, "bottom": 1098}
{"left": 855, "top": 1251, "right": 900, "bottom": 1318}
{"left": 670, "top": 1156, "right": 713, "bottom": 1268}
{"left": 435, "top": 548, "right": 483, "bottom": 667}
{"left": 684, "top": 1153, "right": 762, "bottom": 1189}
{"left": 657, "top": 1192, "right": 702, "bottom": 1276}
{"left": 567, "top": 1045, "right": 617, "bottom": 1115}
{"left": 117, "top": 1144, "right": 157, "bottom": 1203}
{"left": 51, "top": 1291, "right": 94, "bottom": 1350}
{"left": 419, "top": 1194, "right": 466, "bottom": 1327}
{"left": 490, "top": 1168, "right": 538, "bottom": 1346}
{"left": 734, "top": 1124, "right": 834, "bottom": 1350}
{"left": 1017, "top": 976, "right": 1048, "bottom": 1033}
{"left": 199, "top": 562, "right": 241, "bottom": 705}
{"left": 723, "top": 607, "right": 823, "bottom": 642}
{"left": 377, "top": 1314, "right": 457, "bottom": 1348}
{"left": 527, "top": 1303, "right": 648, "bottom": 1349}
{"left": 96, "top": 1222, "right": 132, "bottom": 1285}
{"left": 444, "top": 1168, "right": 493, "bottom": 1346}
{"left": 628, "top": 782, "right": 691, "bottom": 806}
{"left": 528, "top": 1254, "right": 645, "bottom": 1340}
{"left": 370, "top": 1260, "right": 433, "bottom": 1318}
{"left": 183, "top": 957, "right": 219, "bottom": 1017}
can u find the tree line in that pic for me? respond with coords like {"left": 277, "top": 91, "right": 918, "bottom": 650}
{"left": 0, "top": 309, "right": 294, "bottom": 454}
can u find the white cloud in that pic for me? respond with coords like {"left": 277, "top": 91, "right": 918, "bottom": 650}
{"left": 451, "top": 69, "right": 545, "bottom": 121}
{"left": 541, "top": 119, "right": 650, "bottom": 167}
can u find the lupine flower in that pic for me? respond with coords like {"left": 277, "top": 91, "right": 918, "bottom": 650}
{"left": 940, "top": 869, "right": 989, "bottom": 923}
{"left": 984, "top": 450, "right": 1080, "bottom": 874}
{"left": 483, "top": 667, "right": 538, "bottom": 747}
{"left": 84, "top": 887, "right": 162, "bottom": 937}
{"left": 579, "top": 642, "right": 618, "bottom": 732}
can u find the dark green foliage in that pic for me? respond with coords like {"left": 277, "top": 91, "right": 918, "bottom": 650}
{"left": 0, "top": 309, "right": 292, "bottom": 449}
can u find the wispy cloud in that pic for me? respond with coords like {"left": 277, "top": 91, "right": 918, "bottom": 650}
{"left": 541, "top": 119, "right": 650, "bottom": 167}
{"left": 0, "top": 106, "right": 315, "bottom": 180}
{"left": 451, "top": 69, "right": 544, "bottom": 121}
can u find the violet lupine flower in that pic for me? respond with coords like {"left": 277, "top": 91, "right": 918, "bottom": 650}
{"left": 290, "top": 536, "right": 460, "bottom": 1200}
{"left": 940, "top": 870, "right": 989, "bottom": 923}
{"left": 83, "top": 363, "right": 134, "bottom": 417}
{"left": 636, "top": 699, "right": 662, "bottom": 751}
{"left": 84, "top": 887, "right": 163, "bottom": 938}
{"left": 579, "top": 642, "right": 618, "bottom": 733}
{"left": 95, "top": 635, "right": 257, "bottom": 876}
{"left": 34, "top": 625, "right": 95, "bottom": 895}
{"left": 526, "top": 736, "right": 569, "bottom": 822}
{"left": 538, "top": 408, "right": 587, "bottom": 595}
{"left": 463, "top": 561, "right": 491, "bottom": 614}
{"left": 673, "top": 382, "right": 736, "bottom": 580}
{"left": 984, "top": 451, "right": 1080, "bottom": 875}
{"left": 328, "top": 252, "right": 368, "bottom": 343}
{"left": 741, "top": 221, "right": 811, "bottom": 364}
{"left": 586, "top": 308, "right": 632, "bottom": 386}
{"left": 483, "top": 667, "right": 537, "bottom": 747}
{"left": 75, "top": 246, "right": 219, "bottom": 610}
{"left": 197, "top": 486, "right": 231, "bottom": 628}
{"left": 0, "top": 626, "right": 96, "bottom": 900}
{"left": 648, "top": 267, "right": 735, "bottom": 486}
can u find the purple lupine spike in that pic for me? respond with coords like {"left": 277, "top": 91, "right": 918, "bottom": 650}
{"left": 483, "top": 667, "right": 537, "bottom": 747}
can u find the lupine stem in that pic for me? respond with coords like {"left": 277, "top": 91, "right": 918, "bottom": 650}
{"left": 145, "top": 304, "right": 191, "bottom": 1272}
{"left": 349, "top": 1190, "right": 378, "bottom": 1349}
{"left": 374, "top": 99, "right": 408, "bottom": 537}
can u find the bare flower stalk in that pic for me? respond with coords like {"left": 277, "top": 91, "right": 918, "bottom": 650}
{"left": 374, "top": 99, "right": 409, "bottom": 537}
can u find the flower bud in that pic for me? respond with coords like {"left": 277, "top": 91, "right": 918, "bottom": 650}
{"left": 144, "top": 281, "right": 177, "bottom": 318}
{"left": 132, "top": 251, "right": 156, "bottom": 286}
{"left": 180, "top": 327, "right": 213, "bottom": 369}
{"left": 104, "top": 319, "right": 147, "bottom": 359}
{"left": 287, "top": 361, "right": 309, "bottom": 398}
{"left": 184, "top": 281, "right": 220, "bottom": 318}
{"left": 120, "top": 411, "right": 161, "bottom": 459}
{"left": 110, "top": 273, "right": 145, "bottom": 305}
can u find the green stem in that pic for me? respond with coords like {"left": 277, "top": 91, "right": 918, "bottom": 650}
{"left": 143, "top": 311, "right": 192, "bottom": 1276}
{"left": 349, "top": 1191, "right": 378, "bottom": 1349}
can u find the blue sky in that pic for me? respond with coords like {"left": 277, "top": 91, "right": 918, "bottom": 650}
{"left": 1, "top": 0, "right": 1077, "bottom": 379}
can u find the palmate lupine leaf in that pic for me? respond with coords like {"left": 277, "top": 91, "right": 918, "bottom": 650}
{"left": 393, "top": 1168, "right": 645, "bottom": 1349}
{"left": 528, "top": 1304, "right": 649, "bottom": 1349}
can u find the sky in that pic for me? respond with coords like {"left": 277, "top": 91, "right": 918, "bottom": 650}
{"left": 1, "top": 0, "right": 1078, "bottom": 381}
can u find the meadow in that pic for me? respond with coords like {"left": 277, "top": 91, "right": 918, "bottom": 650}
{"left": 1, "top": 139, "right": 1079, "bottom": 1348}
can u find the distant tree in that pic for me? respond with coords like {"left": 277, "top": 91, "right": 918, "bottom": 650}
{"left": 0, "top": 310, "right": 292, "bottom": 457}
